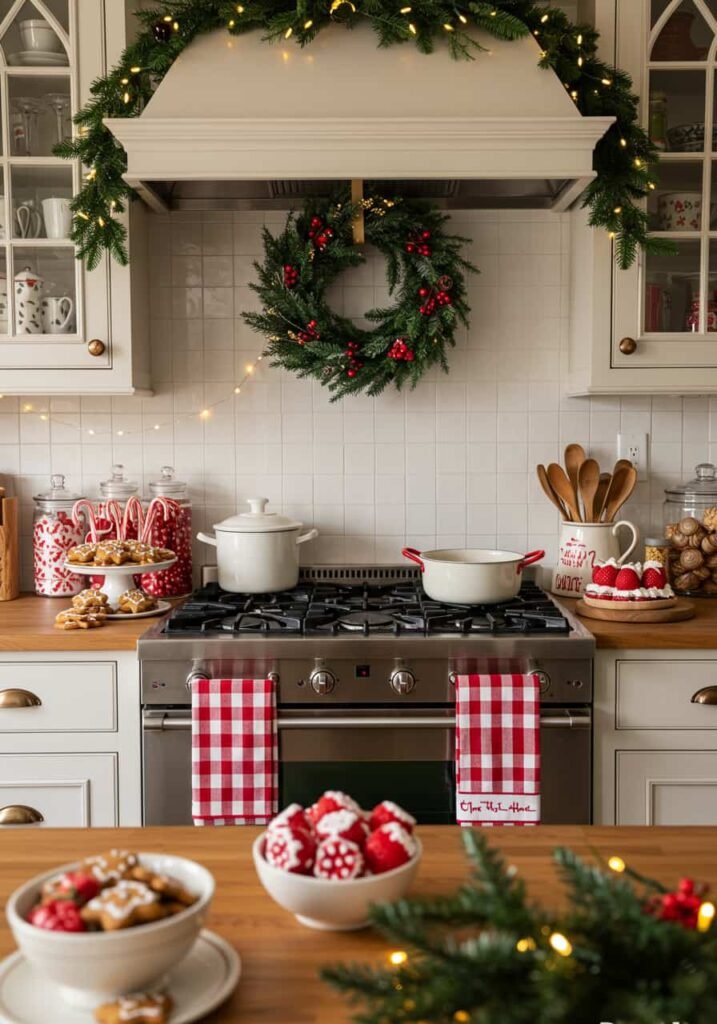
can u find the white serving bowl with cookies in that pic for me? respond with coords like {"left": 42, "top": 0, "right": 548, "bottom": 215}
{"left": 6, "top": 852, "right": 214, "bottom": 1008}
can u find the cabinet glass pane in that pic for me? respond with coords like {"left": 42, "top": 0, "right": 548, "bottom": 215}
{"left": 8, "top": 75, "right": 70, "bottom": 157}
{"left": 0, "top": 0, "right": 68, "bottom": 67}
{"left": 0, "top": 249, "right": 8, "bottom": 337}
{"left": 11, "top": 165, "right": 71, "bottom": 239}
{"left": 651, "top": 1, "right": 714, "bottom": 60}
{"left": 650, "top": 160, "right": 703, "bottom": 230}
{"left": 13, "top": 245, "right": 75, "bottom": 335}
{"left": 644, "top": 242, "right": 701, "bottom": 331}
{"left": 649, "top": 70, "right": 706, "bottom": 152}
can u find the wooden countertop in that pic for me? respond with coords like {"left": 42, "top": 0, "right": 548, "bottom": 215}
{"left": 562, "top": 596, "right": 717, "bottom": 649}
{"left": 0, "top": 825, "right": 714, "bottom": 1022}
{"left": 0, "top": 594, "right": 157, "bottom": 651}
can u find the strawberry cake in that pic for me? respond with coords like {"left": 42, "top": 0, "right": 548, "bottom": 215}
{"left": 584, "top": 560, "right": 674, "bottom": 604}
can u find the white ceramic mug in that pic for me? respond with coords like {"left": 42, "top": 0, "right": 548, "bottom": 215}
{"left": 19, "top": 19, "right": 63, "bottom": 53}
{"left": 15, "top": 203, "right": 42, "bottom": 238}
{"left": 41, "top": 197, "right": 71, "bottom": 239}
{"left": 552, "top": 520, "right": 639, "bottom": 598}
{"left": 657, "top": 191, "right": 702, "bottom": 231}
{"left": 41, "top": 295, "right": 73, "bottom": 333}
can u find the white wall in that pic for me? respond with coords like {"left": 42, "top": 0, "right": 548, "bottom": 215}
{"left": 0, "top": 207, "right": 711, "bottom": 590}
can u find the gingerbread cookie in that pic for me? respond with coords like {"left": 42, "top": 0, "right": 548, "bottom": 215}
{"left": 68, "top": 543, "right": 97, "bottom": 564}
{"left": 72, "top": 589, "right": 110, "bottom": 613}
{"left": 81, "top": 880, "right": 164, "bottom": 931}
{"left": 95, "top": 541, "right": 131, "bottom": 566}
{"left": 118, "top": 589, "right": 157, "bottom": 615}
{"left": 129, "top": 866, "right": 196, "bottom": 907}
{"left": 82, "top": 850, "right": 139, "bottom": 886}
{"left": 94, "top": 992, "right": 173, "bottom": 1024}
{"left": 55, "top": 609, "right": 106, "bottom": 630}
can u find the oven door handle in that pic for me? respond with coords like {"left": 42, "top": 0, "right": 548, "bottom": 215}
{"left": 142, "top": 710, "right": 591, "bottom": 731}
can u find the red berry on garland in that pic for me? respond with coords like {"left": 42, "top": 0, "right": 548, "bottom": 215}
{"left": 405, "top": 243, "right": 416, "bottom": 253}
{"left": 325, "top": 227, "right": 334, "bottom": 238}
{"left": 418, "top": 244, "right": 432, "bottom": 257}
{"left": 405, "top": 349, "right": 415, "bottom": 361}
{"left": 311, "top": 216, "right": 322, "bottom": 228}
{"left": 152, "top": 19, "right": 172, "bottom": 42}
{"left": 421, "top": 230, "right": 431, "bottom": 240}
{"left": 316, "top": 233, "right": 328, "bottom": 248}
{"left": 347, "top": 369, "right": 356, "bottom": 378}
{"left": 418, "top": 287, "right": 429, "bottom": 298}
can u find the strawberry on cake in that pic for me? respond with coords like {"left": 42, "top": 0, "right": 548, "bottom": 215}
{"left": 584, "top": 559, "right": 674, "bottom": 604}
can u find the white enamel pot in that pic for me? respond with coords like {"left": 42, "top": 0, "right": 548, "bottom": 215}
{"left": 197, "top": 497, "right": 318, "bottom": 593}
{"left": 402, "top": 547, "right": 545, "bottom": 605}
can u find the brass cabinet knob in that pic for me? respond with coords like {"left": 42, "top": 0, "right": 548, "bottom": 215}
{"left": 88, "top": 339, "right": 106, "bottom": 357}
{"left": 691, "top": 686, "right": 717, "bottom": 705}
{"left": 619, "top": 336, "right": 637, "bottom": 355}
{"left": 0, "top": 805, "right": 44, "bottom": 825}
{"left": 0, "top": 688, "right": 41, "bottom": 709}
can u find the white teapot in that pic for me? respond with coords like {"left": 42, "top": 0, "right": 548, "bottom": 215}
{"left": 14, "top": 265, "right": 44, "bottom": 334}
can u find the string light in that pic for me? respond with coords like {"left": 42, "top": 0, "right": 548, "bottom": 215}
{"left": 400, "top": 5, "right": 411, "bottom": 10}
{"left": 116, "top": 429, "right": 124, "bottom": 437}
{"left": 199, "top": 409, "right": 211, "bottom": 420}
{"left": 86, "top": 168, "right": 97, "bottom": 181}
{"left": 77, "top": 211, "right": 90, "bottom": 221}
{"left": 454, "top": 1013, "right": 470, "bottom": 1023}
{"left": 458, "top": 13, "right": 467, "bottom": 23}
{"left": 698, "top": 901, "right": 715, "bottom": 933}
{"left": 620, "top": 137, "right": 628, "bottom": 147}
{"left": 408, "top": 22, "right": 417, "bottom": 33}
{"left": 608, "top": 856, "right": 626, "bottom": 873}
{"left": 153, "top": 423, "right": 160, "bottom": 430}
{"left": 121, "top": 77, "right": 129, "bottom": 85}
{"left": 613, "top": 206, "right": 622, "bottom": 214}
{"left": 22, "top": 403, "right": 33, "bottom": 412}
{"left": 236, "top": 3, "right": 245, "bottom": 10}
{"left": 577, "top": 56, "right": 583, "bottom": 67}
{"left": 284, "top": 26, "right": 293, "bottom": 37}
{"left": 39, "top": 414, "right": 48, "bottom": 421}
{"left": 388, "top": 950, "right": 408, "bottom": 966}
{"left": 549, "top": 932, "right": 573, "bottom": 957}
{"left": 540, "top": 12, "right": 549, "bottom": 22}
{"left": 228, "top": 18, "right": 235, "bottom": 27}
{"left": 602, "top": 77, "right": 612, "bottom": 86}
{"left": 234, "top": 386, "right": 241, "bottom": 394}
{"left": 634, "top": 157, "right": 643, "bottom": 168}
{"left": 570, "top": 90, "right": 578, "bottom": 100}
{"left": 130, "top": 65, "right": 141, "bottom": 73}
{"left": 303, "top": 19, "right": 313, "bottom": 28}
{"left": 97, "top": 216, "right": 105, "bottom": 227}
{"left": 443, "top": 22, "right": 454, "bottom": 31}
{"left": 123, "top": 91, "right": 131, "bottom": 104}
{"left": 576, "top": 33, "right": 583, "bottom": 44}
{"left": 516, "top": 937, "right": 536, "bottom": 953}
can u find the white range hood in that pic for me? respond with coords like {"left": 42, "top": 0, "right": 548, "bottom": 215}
{"left": 106, "top": 24, "right": 614, "bottom": 212}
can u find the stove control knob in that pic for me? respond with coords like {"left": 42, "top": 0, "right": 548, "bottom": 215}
{"left": 390, "top": 667, "right": 416, "bottom": 695}
{"left": 533, "top": 670, "right": 551, "bottom": 695}
{"left": 186, "top": 670, "right": 209, "bottom": 692}
{"left": 310, "top": 668, "right": 336, "bottom": 695}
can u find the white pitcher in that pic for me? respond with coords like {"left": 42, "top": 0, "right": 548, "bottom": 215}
{"left": 14, "top": 265, "right": 44, "bottom": 334}
{"left": 552, "top": 520, "right": 638, "bottom": 598}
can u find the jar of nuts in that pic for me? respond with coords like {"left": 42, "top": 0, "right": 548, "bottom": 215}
{"left": 664, "top": 464, "right": 717, "bottom": 595}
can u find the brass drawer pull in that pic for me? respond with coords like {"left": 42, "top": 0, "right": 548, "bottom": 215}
{"left": 619, "top": 336, "right": 637, "bottom": 355}
{"left": 88, "top": 339, "right": 106, "bottom": 357}
{"left": 0, "top": 805, "right": 44, "bottom": 825}
{"left": 0, "top": 688, "right": 42, "bottom": 709}
{"left": 691, "top": 686, "right": 717, "bottom": 705}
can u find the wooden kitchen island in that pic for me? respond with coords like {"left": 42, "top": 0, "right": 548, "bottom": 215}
{"left": 0, "top": 826, "right": 715, "bottom": 1022}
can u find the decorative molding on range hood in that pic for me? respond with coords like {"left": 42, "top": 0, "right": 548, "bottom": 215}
{"left": 106, "top": 24, "right": 614, "bottom": 211}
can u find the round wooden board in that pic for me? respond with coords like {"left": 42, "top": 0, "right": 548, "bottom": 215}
{"left": 583, "top": 594, "right": 677, "bottom": 611}
{"left": 576, "top": 598, "right": 695, "bottom": 624}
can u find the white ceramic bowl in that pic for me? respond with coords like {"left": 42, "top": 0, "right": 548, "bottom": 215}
{"left": 6, "top": 852, "right": 214, "bottom": 1008}
{"left": 253, "top": 833, "right": 421, "bottom": 930}
{"left": 19, "top": 19, "right": 63, "bottom": 53}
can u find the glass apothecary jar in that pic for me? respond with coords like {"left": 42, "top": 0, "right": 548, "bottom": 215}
{"left": 99, "top": 464, "right": 140, "bottom": 539}
{"left": 664, "top": 463, "right": 717, "bottom": 596}
{"left": 32, "top": 474, "right": 84, "bottom": 596}
{"left": 141, "top": 466, "right": 193, "bottom": 598}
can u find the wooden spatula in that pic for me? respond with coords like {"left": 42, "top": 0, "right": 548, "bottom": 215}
{"left": 603, "top": 465, "right": 638, "bottom": 522}
{"left": 564, "top": 443, "right": 586, "bottom": 510}
{"left": 547, "top": 463, "right": 581, "bottom": 522}
{"left": 537, "top": 464, "right": 567, "bottom": 518}
{"left": 578, "top": 458, "right": 601, "bottom": 522}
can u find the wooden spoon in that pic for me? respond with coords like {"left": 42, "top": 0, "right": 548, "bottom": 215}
{"left": 537, "top": 464, "right": 567, "bottom": 518}
{"left": 578, "top": 458, "right": 601, "bottom": 522}
{"left": 547, "top": 463, "right": 581, "bottom": 522}
{"left": 594, "top": 472, "right": 611, "bottom": 522}
{"left": 602, "top": 465, "right": 638, "bottom": 522}
{"left": 564, "top": 443, "right": 586, "bottom": 511}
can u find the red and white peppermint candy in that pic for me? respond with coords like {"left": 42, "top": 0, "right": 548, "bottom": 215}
{"left": 268, "top": 803, "right": 311, "bottom": 834}
{"left": 265, "top": 827, "right": 316, "bottom": 875}
{"left": 314, "top": 837, "right": 364, "bottom": 880}
{"left": 315, "top": 809, "right": 367, "bottom": 847}
{"left": 368, "top": 800, "right": 416, "bottom": 834}
{"left": 307, "top": 790, "right": 362, "bottom": 826}
{"left": 364, "top": 822, "right": 417, "bottom": 875}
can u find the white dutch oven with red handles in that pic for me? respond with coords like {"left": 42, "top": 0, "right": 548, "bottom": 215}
{"left": 402, "top": 547, "right": 545, "bottom": 605}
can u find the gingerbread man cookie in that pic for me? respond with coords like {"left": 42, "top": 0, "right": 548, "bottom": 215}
{"left": 82, "top": 850, "right": 139, "bottom": 886}
{"left": 81, "top": 880, "right": 164, "bottom": 931}
{"left": 94, "top": 992, "right": 173, "bottom": 1024}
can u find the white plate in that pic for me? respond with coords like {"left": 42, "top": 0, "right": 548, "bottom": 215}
{"left": 63, "top": 560, "right": 177, "bottom": 576}
{"left": 105, "top": 599, "right": 172, "bottom": 621}
{"left": 0, "top": 929, "right": 240, "bottom": 1024}
{"left": 8, "top": 51, "right": 68, "bottom": 65}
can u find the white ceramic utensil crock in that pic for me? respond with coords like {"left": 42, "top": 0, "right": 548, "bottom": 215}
{"left": 402, "top": 547, "right": 544, "bottom": 605}
{"left": 551, "top": 520, "right": 638, "bottom": 598}
{"left": 197, "top": 497, "right": 318, "bottom": 593}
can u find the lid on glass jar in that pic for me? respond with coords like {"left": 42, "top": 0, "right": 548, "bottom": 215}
{"left": 665, "top": 463, "right": 717, "bottom": 500}
{"left": 149, "top": 466, "right": 187, "bottom": 498}
{"left": 33, "top": 474, "right": 81, "bottom": 506}
{"left": 100, "top": 464, "right": 138, "bottom": 500}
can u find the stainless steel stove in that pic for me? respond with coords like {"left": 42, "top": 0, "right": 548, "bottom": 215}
{"left": 140, "top": 566, "right": 594, "bottom": 826}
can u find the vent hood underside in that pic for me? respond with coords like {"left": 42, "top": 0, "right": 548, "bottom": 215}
{"left": 106, "top": 24, "right": 614, "bottom": 213}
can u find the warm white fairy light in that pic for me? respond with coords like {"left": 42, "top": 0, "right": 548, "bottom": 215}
{"left": 388, "top": 950, "right": 408, "bottom": 965}
{"left": 87, "top": 428, "right": 95, "bottom": 436}
{"left": 199, "top": 409, "right": 211, "bottom": 420}
{"left": 284, "top": 26, "right": 293, "bottom": 37}
{"left": 515, "top": 937, "right": 536, "bottom": 953}
{"left": 153, "top": 423, "right": 160, "bottom": 430}
{"left": 443, "top": 22, "right": 454, "bottom": 30}
{"left": 608, "top": 855, "right": 626, "bottom": 873}
{"left": 117, "top": 429, "right": 124, "bottom": 436}
{"left": 22, "top": 403, "right": 33, "bottom": 412}
{"left": 408, "top": 22, "right": 417, "bottom": 34}
{"left": 458, "top": 13, "right": 467, "bottom": 23}
{"left": 303, "top": 19, "right": 313, "bottom": 28}
{"left": 549, "top": 932, "right": 572, "bottom": 957}
{"left": 698, "top": 902, "right": 715, "bottom": 932}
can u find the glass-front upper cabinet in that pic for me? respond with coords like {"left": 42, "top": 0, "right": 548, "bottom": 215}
{"left": 0, "top": 0, "right": 149, "bottom": 394}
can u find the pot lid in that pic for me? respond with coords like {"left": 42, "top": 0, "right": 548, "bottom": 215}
{"left": 33, "top": 473, "right": 81, "bottom": 504}
{"left": 214, "top": 497, "right": 302, "bottom": 533}
{"left": 665, "top": 462, "right": 717, "bottom": 499}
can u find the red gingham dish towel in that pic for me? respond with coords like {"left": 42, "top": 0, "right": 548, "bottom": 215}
{"left": 191, "top": 678, "right": 278, "bottom": 826}
{"left": 455, "top": 673, "right": 540, "bottom": 827}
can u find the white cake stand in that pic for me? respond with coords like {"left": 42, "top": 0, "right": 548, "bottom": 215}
{"left": 63, "top": 559, "right": 177, "bottom": 612}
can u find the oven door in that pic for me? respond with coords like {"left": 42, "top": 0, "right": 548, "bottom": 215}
{"left": 142, "top": 707, "right": 591, "bottom": 826}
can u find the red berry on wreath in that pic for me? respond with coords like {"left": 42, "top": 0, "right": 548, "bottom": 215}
{"left": 405, "top": 350, "right": 415, "bottom": 361}
{"left": 364, "top": 821, "right": 417, "bottom": 874}
{"left": 347, "top": 369, "right": 356, "bottom": 378}
{"left": 421, "top": 230, "right": 431, "bottom": 240}
{"left": 265, "top": 826, "right": 316, "bottom": 875}
{"left": 418, "top": 287, "right": 429, "bottom": 298}
{"left": 314, "top": 837, "right": 364, "bottom": 880}
{"left": 316, "top": 809, "right": 368, "bottom": 847}
{"left": 311, "top": 216, "right": 322, "bottom": 228}
{"left": 405, "top": 243, "right": 416, "bottom": 254}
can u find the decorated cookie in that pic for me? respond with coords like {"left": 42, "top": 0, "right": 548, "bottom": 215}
{"left": 82, "top": 850, "right": 139, "bottom": 886}
{"left": 71, "top": 589, "right": 110, "bottom": 613}
{"left": 94, "top": 541, "right": 131, "bottom": 566}
{"left": 54, "top": 609, "right": 106, "bottom": 630}
{"left": 307, "top": 790, "right": 362, "bottom": 826}
{"left": 28, "top": 899, "right": 86, "bottom": 932}
{"left": 42, "top": 870, "right": 100, "bottom": 906}
{"left": 364, "top": 821, "right": 417, "bottom": 875}
{"left": 315, "top": 809, "right": 367, "bottom": 847}
{"left": 268, "top": 802, "right": 311, "bottom": 834}
{"left": 81, "top": 880, "right": 164, "bottom": 931}
{"left": 67, "top": 543, "right": 97, "bottom": 564}
{"left": 94, "top": 993, "right": 174, "bottom": 1024}
{"left": 368, "top": 800, "right": 416, "bottom": 834}
{"left": 265, "top": 827, "right": 317, "bottom": 875}
{"left": 314, "top": 837, "right": 364, "bottom": 880}
{"left": 118, "top": 589, "right": 157, "bottom": 614}
{"left": 130, "top": 866, "right": 197, "bottom": 907}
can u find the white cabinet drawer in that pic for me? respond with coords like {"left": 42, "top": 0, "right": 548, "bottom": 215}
{"left": 0, "top": 753, "right": 118, "bottom": 827}
{"left": 0, "top": 662, "right": 116, "bottom": 733}
{"left": 616, "top": 750, "right": 717, "bottom": 826}
{"left": 616, "top": 660, "right": 717, "bottom": 730}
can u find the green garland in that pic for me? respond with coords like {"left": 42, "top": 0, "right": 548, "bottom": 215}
{"left": 322, "top": 831, "right": 717, "bottom": 1024}
{"left": 243, "top": 191, "right": 475, "bottom": 399}
{"left": 57, "top": 1, "right": 673, "bottom": 271}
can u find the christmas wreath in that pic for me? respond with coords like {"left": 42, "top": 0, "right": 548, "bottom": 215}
{"left": 323, "top": 831, "right": 717, "bottom": 1023}
{"left": 57, "top": 1, "right": 672, "bottom": 272}
{"left": 243, "top": 192, "right": 475, "bottom": 399}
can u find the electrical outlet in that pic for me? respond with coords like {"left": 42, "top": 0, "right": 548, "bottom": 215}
{"left": 617, "top": 432, "right": 649, "bottom": 481}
